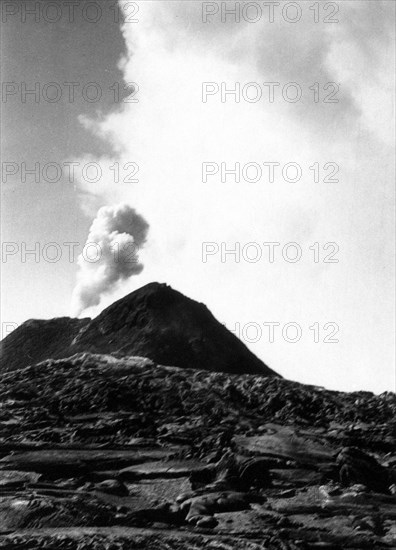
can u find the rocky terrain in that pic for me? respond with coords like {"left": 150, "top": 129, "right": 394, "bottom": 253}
{"left": 0, "top": 284, "right": 395, "bottom": 549}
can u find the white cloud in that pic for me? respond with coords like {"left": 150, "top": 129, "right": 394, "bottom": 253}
{"left": 71, "top": 0, "right": 395, "bottom": 392}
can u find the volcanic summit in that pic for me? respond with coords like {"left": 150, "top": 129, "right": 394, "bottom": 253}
{"left": 0, "top": 282, "right": 278, "bottom": 376}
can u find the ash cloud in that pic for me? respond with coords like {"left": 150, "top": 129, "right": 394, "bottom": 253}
{"left": 71, "top": 204, "right": 149, "bottom": 316}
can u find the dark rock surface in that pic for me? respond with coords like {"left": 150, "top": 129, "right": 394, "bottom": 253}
{"left": 0, "top": 352, "right": 395, "bottom": 548}
{"left": 0, "top": 283, "right": 276, "bottom": 376}
{"left": 0, "top": 317, "right": 90, "bottom": 374}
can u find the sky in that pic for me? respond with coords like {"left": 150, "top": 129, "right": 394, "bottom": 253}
{"left": 1, "top": 0, "right": 395, "bottom": 393}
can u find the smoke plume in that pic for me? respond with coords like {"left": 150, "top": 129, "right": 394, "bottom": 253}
{"left": 71, "top": 204, "right": 149, "bottom": 316}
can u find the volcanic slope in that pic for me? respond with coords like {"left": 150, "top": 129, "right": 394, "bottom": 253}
{"left": 0, "top": 282, "right": 278, "bottom": 376}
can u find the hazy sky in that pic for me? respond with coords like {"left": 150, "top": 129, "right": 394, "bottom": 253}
{"left": 1, "top": 0, "right": 395, "bottom": 393}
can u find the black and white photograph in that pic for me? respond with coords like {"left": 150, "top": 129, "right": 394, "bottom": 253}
{"left": 0, "top": 0, "right": 395, "bottom": 547}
